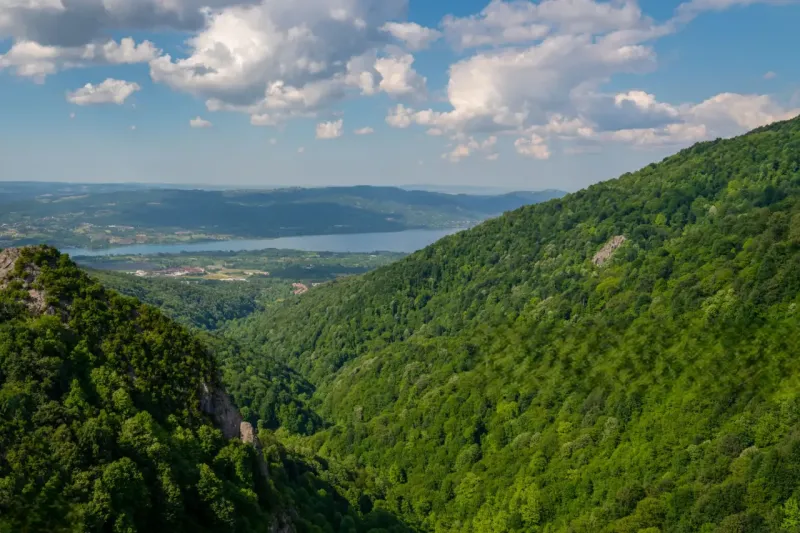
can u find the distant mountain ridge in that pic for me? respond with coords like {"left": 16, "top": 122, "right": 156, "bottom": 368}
{"left": 0, "top": 185, "right": 563, "bottom": 250}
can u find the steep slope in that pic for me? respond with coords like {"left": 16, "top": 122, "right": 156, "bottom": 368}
{"left": 227, "top": 116, "right": 800, "bottom": 532}
{"left": 0, "top": 246, "right": 276, "bottom": 532}
{"left": 0, "top": 247, "right": 410, "bottom": 533}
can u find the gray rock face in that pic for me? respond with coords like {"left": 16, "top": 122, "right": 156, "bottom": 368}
{"left": 270, "top": 513, "right": 296, "bottom": 533}
{"left": 199, "top": 382, "right": 270, "bottom": 479}
{"left": 0, "top": 248, "right": 20, "bottom": 280}
{"left": 240, "top": 421, "right": 256, "bottom": 445}
{"left": 592, "top": 235, "right": 627, "bottom": 266}
{"left": 200, "top": 383, "right": 243, "bottom": 440}
{"left": 0, "top": 248, "right": 49, "bottom": 313}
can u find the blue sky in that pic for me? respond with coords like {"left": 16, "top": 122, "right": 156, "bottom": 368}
{"left": 0, "top": 0, "right": 798, "bottom": 191}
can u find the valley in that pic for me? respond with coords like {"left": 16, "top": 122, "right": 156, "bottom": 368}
{"left": 2, "top": 0, "right": 797, "bottom": 531}
{"left": 81, "top": 249, "right": 407, "bottom": 330}
{"left": 4, "top": 117, "right": 798, "bottom": 532}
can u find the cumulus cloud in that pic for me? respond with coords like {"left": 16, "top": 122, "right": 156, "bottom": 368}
{"left": 374, "top": 53, "right": 427, "bottom": 98}
{"left": 66, "top": 78, "right": 141, "bottom": 105}
{"left": 190, "top": 116, "right": 213, "bottom": 128}
{"left": 575, "top": 90, "right": 681, "bottom": 132}
{"left": 514, "top": 134, "right": 551, "bottom": 159}
{"left": 443, "top": 135, "right": 499, "bottom": 162}
{"left": 572, "top": 92, "right": 799, "bottom": 148}
{"left": 685, "top": 92, "right": 798, "bottom": 133}
{"left": 316, "top": 119, "right": 344, "bottom": 139}
{"left": 149, "top": 0, "right": 407, "bottom": 123}
{"left": 763, "top": 71, "right": 777, "bottom": 80}
{"left": 385, "top": 30, "right": 662, "bottom": 137}
{"left": 381, "top": 22, "right": 441, "bottom": 50}
{"left": 354, "top": 127, "right": 374, "bottom": 135}
{"left": 385, "top": 0, "right": 797, "bottom": 159}
{"left": 0, "top": 0, "right": 257, "bottom": 47}
{"left": 442, "top": 0, "right": 652, "bottom": 50}
{"left": 0, "top": 37, "right": 158, "bottom": 81}
{"left": 2, "top": 0, "right": 795, "bottom": 151}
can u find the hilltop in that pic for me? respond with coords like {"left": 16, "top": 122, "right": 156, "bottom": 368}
{"left": 226, "top": 116, "right": 800, "bottom": 532}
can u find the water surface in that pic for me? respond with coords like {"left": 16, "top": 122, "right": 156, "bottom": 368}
{"left": 65, "top": 228, "right": 465, "bottom": 257}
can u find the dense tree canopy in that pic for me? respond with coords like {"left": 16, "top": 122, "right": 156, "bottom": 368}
{"left": 226, "top": 116, "right": 800, "bottom": 532}
{"left": 0, "top": 247, "right": 411, "bottom": 533}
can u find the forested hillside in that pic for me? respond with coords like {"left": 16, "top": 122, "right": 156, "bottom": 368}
{"left": 227, "top": 116, "right": 800, "bottom": 532}
{"left": 0, "top": 246, "right": 411, "bottom": 533}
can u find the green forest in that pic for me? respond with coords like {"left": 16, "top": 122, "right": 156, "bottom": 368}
{"left": 0, "top": 247, "right": 410, "bottom": 532}
{"left": 84, "top": 249, "right": 403, "bottom": 330}
{"left": 4, "top": 115, "right": 800, "bottom": 532}
{"left": 224, "top": 116, "right": 800, "bottom": 532}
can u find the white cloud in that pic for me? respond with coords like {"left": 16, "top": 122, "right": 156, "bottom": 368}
{"left": 190, "top": 116, "right": 213, "bottom": 128}
{"left": 66, "top": 78, "right": 141, "bottom": 106}
{"left": 269, "top": 138, "right": 278, "bottom": 145}
{"left": 444, "top": 135, "right": 499, "bottom": 162}
{"left": 386, "top": 0, "right": 798, "bottom": 160}
{"left": 386, "top": 103, "right": 414, "bottom": 128}
{"left": 297, "top": 146, "right": 306, "bottom": 153}
{"left": 374, "top": 54, "right": 427, "bottom": 98}
{"left": 675, "top": 0, "right": 797, "bottom": 21}
{"left": 442, "top": 0, "right": 652, "bottom": 50}
{"left": 386, "top": 31, "right": 661, "bottom": 137}
{"left": 2, "top": 0, "right": 796, "bottom": 145}
{"left": 0, "top": 37, "right": 158, "bottom": 81}
{"left": 579, "top": 92, "right": 799, "bottom": 148}
{"left": 316, "top": 119, "right": 344, "bottom": 139}
{"left": 763, "top": 71, "right": 777, "bottom": 80}
{"left": 251, "top": 114, "right": 281, "bottom": 127}
{"left": 514, "top": 134, "right": 551, "bottom": 159}
{"left": 487, "top": 153, "right": 500, "bottom": 161}
{"left": 130, "top": 125, "right": 137, "bottom": 131}
{"left": 354, "top": 127, "right": 375, "bottom": 135}
{"left": 0, "top": 0, "right": 256, "bottom": 46}
{"left": 685, "top": 92, "right": 798, "bottom": 132}
{"left": 381, "top": 22, "right": 442, "bottom": 50}
{"left": 69, "top": 112, "right": 76, "bottom": 119}
{"left": 149, "top": 0, "right": 407, "bottom": 123}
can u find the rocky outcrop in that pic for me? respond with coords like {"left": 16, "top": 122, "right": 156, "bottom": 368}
{"left": 0, "top": 247, "right": 48, "bottom": 313}
{"left": 240, "top": 421, "right": 256, "bottom": 445}
{"left": 270, "top": 513, "right": 296, "bottom": 533}
{"left": 0, "top": 248, "right": 20, "bottom": 280}
{"left": 200, "top": 382, "right": 270, "bottom": 479}
{"left": 200, "top": 383, "right": 243, "bottom": 440}
{"left": 592, "top": 235, "right": 627, "bottom": 266}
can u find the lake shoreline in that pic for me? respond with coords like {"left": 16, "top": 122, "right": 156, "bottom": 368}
{"left": 63, "top": 228, "right": 468, "bottom": 257}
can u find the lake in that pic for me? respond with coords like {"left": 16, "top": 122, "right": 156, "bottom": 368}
{"left": 63, "top": 228, "right": 466, "bottom": 257}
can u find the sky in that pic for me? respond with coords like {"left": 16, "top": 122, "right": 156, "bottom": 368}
{"left": 0, "top": 0, "right": 798, "bottom": 192}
